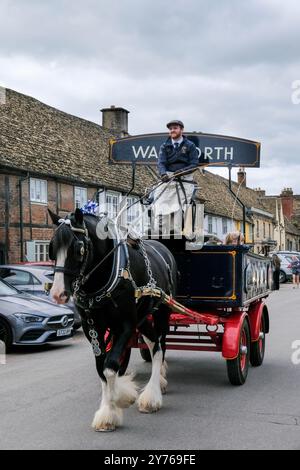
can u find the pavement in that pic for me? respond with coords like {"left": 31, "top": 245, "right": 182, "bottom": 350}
{"left": 1, "top": 283, "right": 300, "bottom": 450}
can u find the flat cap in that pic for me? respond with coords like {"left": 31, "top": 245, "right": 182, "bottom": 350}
{"left": 166, "top": 120, "right": 184, "bottom": 129}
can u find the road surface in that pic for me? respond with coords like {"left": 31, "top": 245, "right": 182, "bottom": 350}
{"left": 1, "top": 283, "right": 300, "bottom": 450}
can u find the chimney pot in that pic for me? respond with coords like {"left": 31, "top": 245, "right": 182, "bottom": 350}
{"left": 237, "top": 167, "right": 247, "bottom": 187}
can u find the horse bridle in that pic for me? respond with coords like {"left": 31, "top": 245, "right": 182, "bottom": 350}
{"left": 51, "top": 218, "right": 91, "bottom": 279}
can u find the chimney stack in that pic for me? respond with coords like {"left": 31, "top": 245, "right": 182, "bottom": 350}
{"left": 280, "top": 187, "right": 294, "bottom": 220}
{"left": 254, "top": 187, "right": 266, "bottom": 197}
{"left": 101, "top": 105, "right": 129, "bottom": 137}
{"left": 237, "top": 167, "right": 246, "bottom": 187}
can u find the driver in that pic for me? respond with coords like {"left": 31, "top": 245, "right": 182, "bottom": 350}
{"left": 153, "top": 120, "right": 200, "bottom": 239}
{"left": 158, "top": 120, "right": 199, "bottom": 181}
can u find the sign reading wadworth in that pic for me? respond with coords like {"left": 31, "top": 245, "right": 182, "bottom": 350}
{"left": 109, "top": 133, "right": 260, "bottom": 167}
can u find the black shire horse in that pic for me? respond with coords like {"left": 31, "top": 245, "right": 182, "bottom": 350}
{"left": 48, "top": 209, "right": 177, "bottom": 431}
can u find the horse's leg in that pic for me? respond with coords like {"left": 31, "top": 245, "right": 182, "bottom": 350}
{"left": 155, "top": 306, "right": 170, "bottom": 394}
{"left": 91, "top": 355, "right": 123, "bottom": 432}
{"left": 104, "top": 321, "right": 138, "bottom": 408}
{"left": 137, "top": 317, "right": 165, "bottom": 413}
{"left": 81, "top": 317, "right": 123, "bottom": 432}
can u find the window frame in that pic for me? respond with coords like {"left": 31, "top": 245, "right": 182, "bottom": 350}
{"left": 30, "top": 178, "right": 48, "bottom": 204}
{"left": 106, "top": 191, "right": 122, "bottom": 219}
{"left": 74, "top": 186, "right": 88, "bottom": 209}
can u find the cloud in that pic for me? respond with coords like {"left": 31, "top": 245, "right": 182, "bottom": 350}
{"left": 0, "top": 0, "right": 300, "bottom": 193}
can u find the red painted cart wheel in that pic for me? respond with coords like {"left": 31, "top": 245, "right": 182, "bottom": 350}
{"left": 226, "top": 319, "right": 250, "bottom": 386}
{"left": 250, "top": 314, "right": 266, "bottom": 367}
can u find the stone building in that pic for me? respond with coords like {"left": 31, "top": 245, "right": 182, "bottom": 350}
{"left": 262, "top": 188, "right": 300, "bottom": 251}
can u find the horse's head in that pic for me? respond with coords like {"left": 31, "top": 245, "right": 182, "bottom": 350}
{"left": 48, "top": 208, "right": 92, "bottom": 304}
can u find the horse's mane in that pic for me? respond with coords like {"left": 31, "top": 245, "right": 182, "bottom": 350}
{"left": 54, "top": 223, "right": 74, "bottom": 250}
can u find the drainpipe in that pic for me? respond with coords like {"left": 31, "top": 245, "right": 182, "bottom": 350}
{"left": 18, "top": 174, "right": 30, "bottom": 262}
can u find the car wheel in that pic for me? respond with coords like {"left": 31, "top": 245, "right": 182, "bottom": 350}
{"left": 279, "top": 270, "right": 286, "bottom": 283}
{"left": 0, "top": 318, "right": 13, "bottom": 352}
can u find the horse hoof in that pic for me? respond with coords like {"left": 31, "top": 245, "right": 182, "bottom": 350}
{"left": 138, "top": 403, "right": 161, "bottom": 413}
{"left": 94, "top": 424, "right": 116, "bottom": 432}
{"left": 137, "top": 396, "right": 162, "bottom": 413}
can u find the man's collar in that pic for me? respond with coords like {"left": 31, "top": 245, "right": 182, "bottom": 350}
{"left": 166, "top": 135, "right": 186, "bottom": 145}
{"left": 171, "top": 136, "right": 184, "bottom": 145}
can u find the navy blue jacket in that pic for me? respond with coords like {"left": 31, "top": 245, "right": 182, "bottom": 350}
{"left": 158, "top": 136, "right": 199, "bottom": 175}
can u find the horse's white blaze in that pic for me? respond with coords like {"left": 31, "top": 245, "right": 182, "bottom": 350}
{"left": 138, "top": 349, "right": 163, "bottom": 413}
{"left": 92, "top": 369, "right": 124, "bottom": 432}
{"left": 50, "top": 248, "right": 68, "bottom": 304}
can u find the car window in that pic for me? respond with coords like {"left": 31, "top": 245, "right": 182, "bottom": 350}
{"left": 32, "top": 274, "right": 42, "bottom": 285}
{"left": 0, "top": 269, "right": 32, "bottom": 286}
{"left": 0, "top": 278, "right": 20, "bottom": 295}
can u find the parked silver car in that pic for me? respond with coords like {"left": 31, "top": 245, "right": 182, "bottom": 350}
{"left": 0, "top": 264, "right": 81, "bottom": 329}
{"left": 269, "top": 251, "right": 300, "bottom": 283}
{"left": 0, "top": 278, "right": 74, "bottom": 351}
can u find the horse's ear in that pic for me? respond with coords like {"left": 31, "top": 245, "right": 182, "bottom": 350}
{"left": 48, "top": 208, "right": 60, "bottom": 226}
{"left": 74, "top": 208, "right": 84, "bottom": 225}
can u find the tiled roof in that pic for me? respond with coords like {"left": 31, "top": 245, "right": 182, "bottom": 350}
{"left": 284, "top": 216, "right": 300, "bottom": 236}
{"left": 194, "top": 170, "right": 274, "bottom": 222}
{"left": 0, "top": 88, "right": 155, "bottom": 193}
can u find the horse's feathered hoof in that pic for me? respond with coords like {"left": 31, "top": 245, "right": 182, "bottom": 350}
{"left": 94, "top": 425, "right": 116, "bottom": 432}
{"left": 92, "top": 405, "right": 123, "bottom": 432}
{"left": 138, "top": 403, "right": 161, "bottom": 413}
{"left": 137, "top": 388, "right": 162, "bottom": 413}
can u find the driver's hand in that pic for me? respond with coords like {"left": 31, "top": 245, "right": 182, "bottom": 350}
{"left": 161, "top": 174, "right": 169, "bottom": 183}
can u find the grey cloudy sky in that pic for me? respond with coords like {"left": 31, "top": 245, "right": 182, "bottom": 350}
{"left": 1, "top": 0, "right": 300, "bottom": 194}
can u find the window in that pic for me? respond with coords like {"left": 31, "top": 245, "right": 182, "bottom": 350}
{"left": 208, "top": 216, "right": 213, "bottom": 234}
{"left": 30, "top": 178, "right": 47, "bottom": 203}
{"left": 263, "top": 222, "right": 266, "bottom": 239}
{"left": 35, "top": 242, "right": 49, "bottom": 262}
{"left": 127, "top": 196, "right": 140, "bottom": 224}
{"left": 106, "top": 191, "right": 121, "bottom": 219}
{"left": 0, "top": 269, "right": 33, "bottom": 286}
{"left": 75, "top": 187, "right": 88, "bottom": 209}
{"left": 26, "top": 241, "right": 50, "bottom": 262}
{"left": 256, "top": 220, "right": 260, "bottom": 237}
{"left": 222, "top": 218, "right": 228, "bottom": 235}
{"left": 248, "top": 223, "right": 253, "bottom": 242}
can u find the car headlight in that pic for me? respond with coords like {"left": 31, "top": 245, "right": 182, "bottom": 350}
{"left": 13, "top": 313, "right": 45, "bottom": 323}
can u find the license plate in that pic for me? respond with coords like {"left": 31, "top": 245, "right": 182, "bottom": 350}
{"left": 57, "top": 328, "right": 72, "bottom": 337}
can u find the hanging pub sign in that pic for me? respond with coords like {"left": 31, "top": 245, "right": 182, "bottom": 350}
{"left": 109, "top": 133, "right": 260, "bottom": 168}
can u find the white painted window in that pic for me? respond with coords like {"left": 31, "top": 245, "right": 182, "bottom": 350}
{"left": 35, "top": 242, "right": 50, "bottom": 262}
{"left": 74, "top": 187, "right": 88, "bottom": 208}
{"left": 222, "top": 218, "right": 228, "bottom": 235}
{"left": 30, "top": 178, "right": 47, "bottom": 204}
{"left": 106, "top": 191, "right": 121, "bottom": 219}
{"left": 127, "top": 196, "right": 140, "bottom": 224}
{"left": 26, "top": 241, "right": 50, "bottom": 262}
{"left": 256, "top": 220, "right": 260, "bottom": 237}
